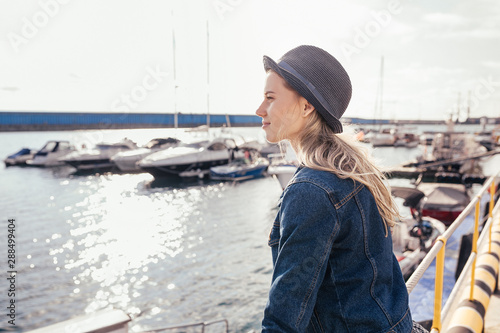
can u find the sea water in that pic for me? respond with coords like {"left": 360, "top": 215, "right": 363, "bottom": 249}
{"left": 0, "top": 125, "right": 498, "bottom": 332}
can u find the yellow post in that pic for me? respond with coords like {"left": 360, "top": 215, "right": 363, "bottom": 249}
{"left": 490, "top": 181, "right": 495, "bottom": 218}
{"left": 469, "top": 200, "right": 480, "bottom": 301}
{"left": 432, "top": 236, "right": 447, "bottom": 333}
{"left": 489, "top": 181, "right": 495, "bottom": 253}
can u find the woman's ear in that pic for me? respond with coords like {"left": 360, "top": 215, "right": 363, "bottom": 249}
{"left": 302, "top": 99, "right": 315, "bottom": 118}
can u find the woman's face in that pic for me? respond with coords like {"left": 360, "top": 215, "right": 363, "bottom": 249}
{"left": 256, "top": 71, "right": 311, "bottom": 143}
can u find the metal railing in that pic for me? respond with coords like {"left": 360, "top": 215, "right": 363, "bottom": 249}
{"left": 405, "top": 170, "right": 500, "bottom": 333}
{"left": 142, "top": 319, "right": 229, "bottom": 333}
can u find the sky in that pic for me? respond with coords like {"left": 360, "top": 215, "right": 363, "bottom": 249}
{"left": 0, "top": 0, "right": 499, "bottom": 121}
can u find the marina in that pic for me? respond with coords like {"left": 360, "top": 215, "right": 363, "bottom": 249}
{"left": 1, "top": 124, "right": 500, "bottom": 332}
{"left": 3, "top": 0, "right": 500, "bottom": 331}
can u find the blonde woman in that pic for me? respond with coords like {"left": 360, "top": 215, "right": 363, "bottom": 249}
{"left": 256, "top": 45, "right": 427, "bottom": 333}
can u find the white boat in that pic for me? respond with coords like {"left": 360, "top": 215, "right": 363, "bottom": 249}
{"left": 4, "top": 148, "right": 35, "bottom": 166}
{"left": 267, "top": 162, "right": 297, "bottom": 190}
{"left": 404, "top": 125, "right": 488, "bottom": 175}
{"left": 474, "top": 125, "right": 500, "bottom": 151}
{"left": 266, "top": 142, "right": 298, "bottom": 189}
{"left": 267, "top": 156, "right": 297, "bottom": 191}
{"left": 431, "top": 132, "right": 486, "bottom": 162}
{"left": 138, "top": 136, "right": 245, "bottom": 179}
{"left": 26, "top": 141, "right": 76, "bottom": 167}
{"left": 60, "top": 138, "right": 138, "bottom": 172}
{"left": 258, "top": 142, "right": 281, "bottom": 158}
{"left": 392, "top": 215, "right": 446, "bottom": 280}
{"left": 392, "top": 188, "right": 447, "bottom": 279}
{"left": 111, "top": 137, "right": 181, "bottom": 172}
{"left": 394, "top": 132, "right": 419, "bottom": 148}
{"left": 370, "top": 128, "right": 397, "bottom": 147}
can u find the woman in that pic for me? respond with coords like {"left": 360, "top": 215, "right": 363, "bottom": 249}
{"left": 256, "top": 45, "right": 427, "bottom": 332}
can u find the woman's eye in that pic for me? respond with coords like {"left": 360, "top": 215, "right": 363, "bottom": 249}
{"left": 266, "top": 96, "right": 273, "bottom": 100}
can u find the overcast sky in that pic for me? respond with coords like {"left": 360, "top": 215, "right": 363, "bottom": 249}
{"left": 0, "top": 0, "right": 499, "bottom": 120}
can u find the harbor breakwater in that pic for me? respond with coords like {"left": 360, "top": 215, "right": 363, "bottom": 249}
{"left": 2, "top": 111, "right": 499, "bottom": 132}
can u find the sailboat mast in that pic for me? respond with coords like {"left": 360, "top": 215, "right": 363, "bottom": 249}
{"left": 379, "top": 56, "right": 384, "bottom": 122}
{"left": 172, "top": 10, "right": 178, "bottom": 128}
{"left": 373, "top": 56, "right": 384, "bottom": 125}
{"left": 467, "top": 90, "right": 471, "bottom": 121}
{"left": 206, "top": 20, "right": 210, "bottom": 129}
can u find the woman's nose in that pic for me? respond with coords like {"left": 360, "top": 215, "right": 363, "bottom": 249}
{"left": 256, "top": 101, "right": 266, "bottom": 117}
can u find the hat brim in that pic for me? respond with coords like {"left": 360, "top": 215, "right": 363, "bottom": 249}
{"left": 263, "top": 55, "right": 343, "bottom": 134}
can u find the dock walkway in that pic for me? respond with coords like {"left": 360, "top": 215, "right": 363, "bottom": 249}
{"left": 408, "top": 172, "right": 500, "bottom": 333}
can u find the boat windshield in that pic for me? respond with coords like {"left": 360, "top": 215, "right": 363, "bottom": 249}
{"left": 96, "top": 144, "right": 130, "bottom": 150}
{"left": 39, "top": 141, "right": 58, "bottom": 153}
{"left": 144, "top": 137, "right": 180, "bottom": 149}
{"left": 9, "top": 148, "right": 31, "bottom": 158}
{"left": 207, "top": 142, "right": 228, "bottom": 151}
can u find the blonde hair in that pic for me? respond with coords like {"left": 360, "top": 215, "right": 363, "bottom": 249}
{"left": 293, "top": 111, "right": 400, "bottom": 230}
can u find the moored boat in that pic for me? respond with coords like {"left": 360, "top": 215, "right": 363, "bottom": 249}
{"left": 394, "top": 132, "right": 419, "bottom": 148}
{"left": 4, "top": 148, "right": 35, "bottom": 166}
{"left": 370, "top": 128, "right": 397, "bottom": 147}
{"left": 138, "top": 136, "right": 245, "bottom": 179}
{"left": 392, "top": 216, "right": 446, "bottom": 280}
{"left": 392, "top": 182, "right": 470, "bottom": 226}
{"left": 60, "top": 138, "right": 138, "bottom": 172}
{"left": 266, "top": 142, "right": 298, "bottom": 189}
{"left": 267, "top": 162, "right": 297, "bottom": 190}
{"left": 392, "top": 187, "right": 447, "bottom": 279}
{"left": 417, "top": 182, "right": 470, "bottom": 225}
{"left": 403, "top": 130, "right": 487, "bottom": 175}
{"left": 111, "top": 137, "right": 181, "bottom": 172}
{"left": 474, "top": 125, "right": 500, "bottom": 151}
{"left": 27, "top": 140, "right": 76, "bottom": 167}
{"left": 210, "top": 153, "right": 269, "bottom": 181}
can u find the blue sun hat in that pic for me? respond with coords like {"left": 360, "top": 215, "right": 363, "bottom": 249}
{"left": 263, "top": 45, "right": 352, "bottom": 133}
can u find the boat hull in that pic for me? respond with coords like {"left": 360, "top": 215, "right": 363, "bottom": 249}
{"left": 4, "top": 152, "right": 34, "bottom": 166}
{"left": 140, "top": 158, "right": 233, "bottom": 179}
{"left": 63, "top": 158, "right": 116, "bottom": 171}
{"left": 210, "top": 162, "right": 268, "bottom": 181}
{"left": 27, "top": 156, "right": 67, "bottom": 167}
{"left": 268, "top": 164, "right": 297, "bottom": 189}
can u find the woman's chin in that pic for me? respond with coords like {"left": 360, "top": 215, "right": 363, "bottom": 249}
{"left": 261, "top": 127, "right": 284, "bottom": 144}
{"left": 265, "top": 135, "right": 279, "bottom": 144}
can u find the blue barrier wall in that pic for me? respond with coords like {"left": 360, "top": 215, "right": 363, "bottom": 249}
{"left": 1, "top": 112, "right": 461, "bottom": 131}
{"left": 0, "top": 112, "right": 262, "bottom": 131}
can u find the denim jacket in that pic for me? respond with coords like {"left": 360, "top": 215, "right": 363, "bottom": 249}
{"left": 262, "top": 166, "right": 412, "bottom": 333}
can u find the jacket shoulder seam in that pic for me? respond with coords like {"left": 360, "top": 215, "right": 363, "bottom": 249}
{"left": 333, "top": 182, "right": 364, "bottom": 209}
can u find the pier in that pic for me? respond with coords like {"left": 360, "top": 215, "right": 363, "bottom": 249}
{"left": 406, "top": 171, "right": 500, "bottom": 332}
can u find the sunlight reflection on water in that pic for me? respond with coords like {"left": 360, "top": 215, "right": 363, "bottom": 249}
{"left": 2, "top": 125, "right": 495, "bottom": 332}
